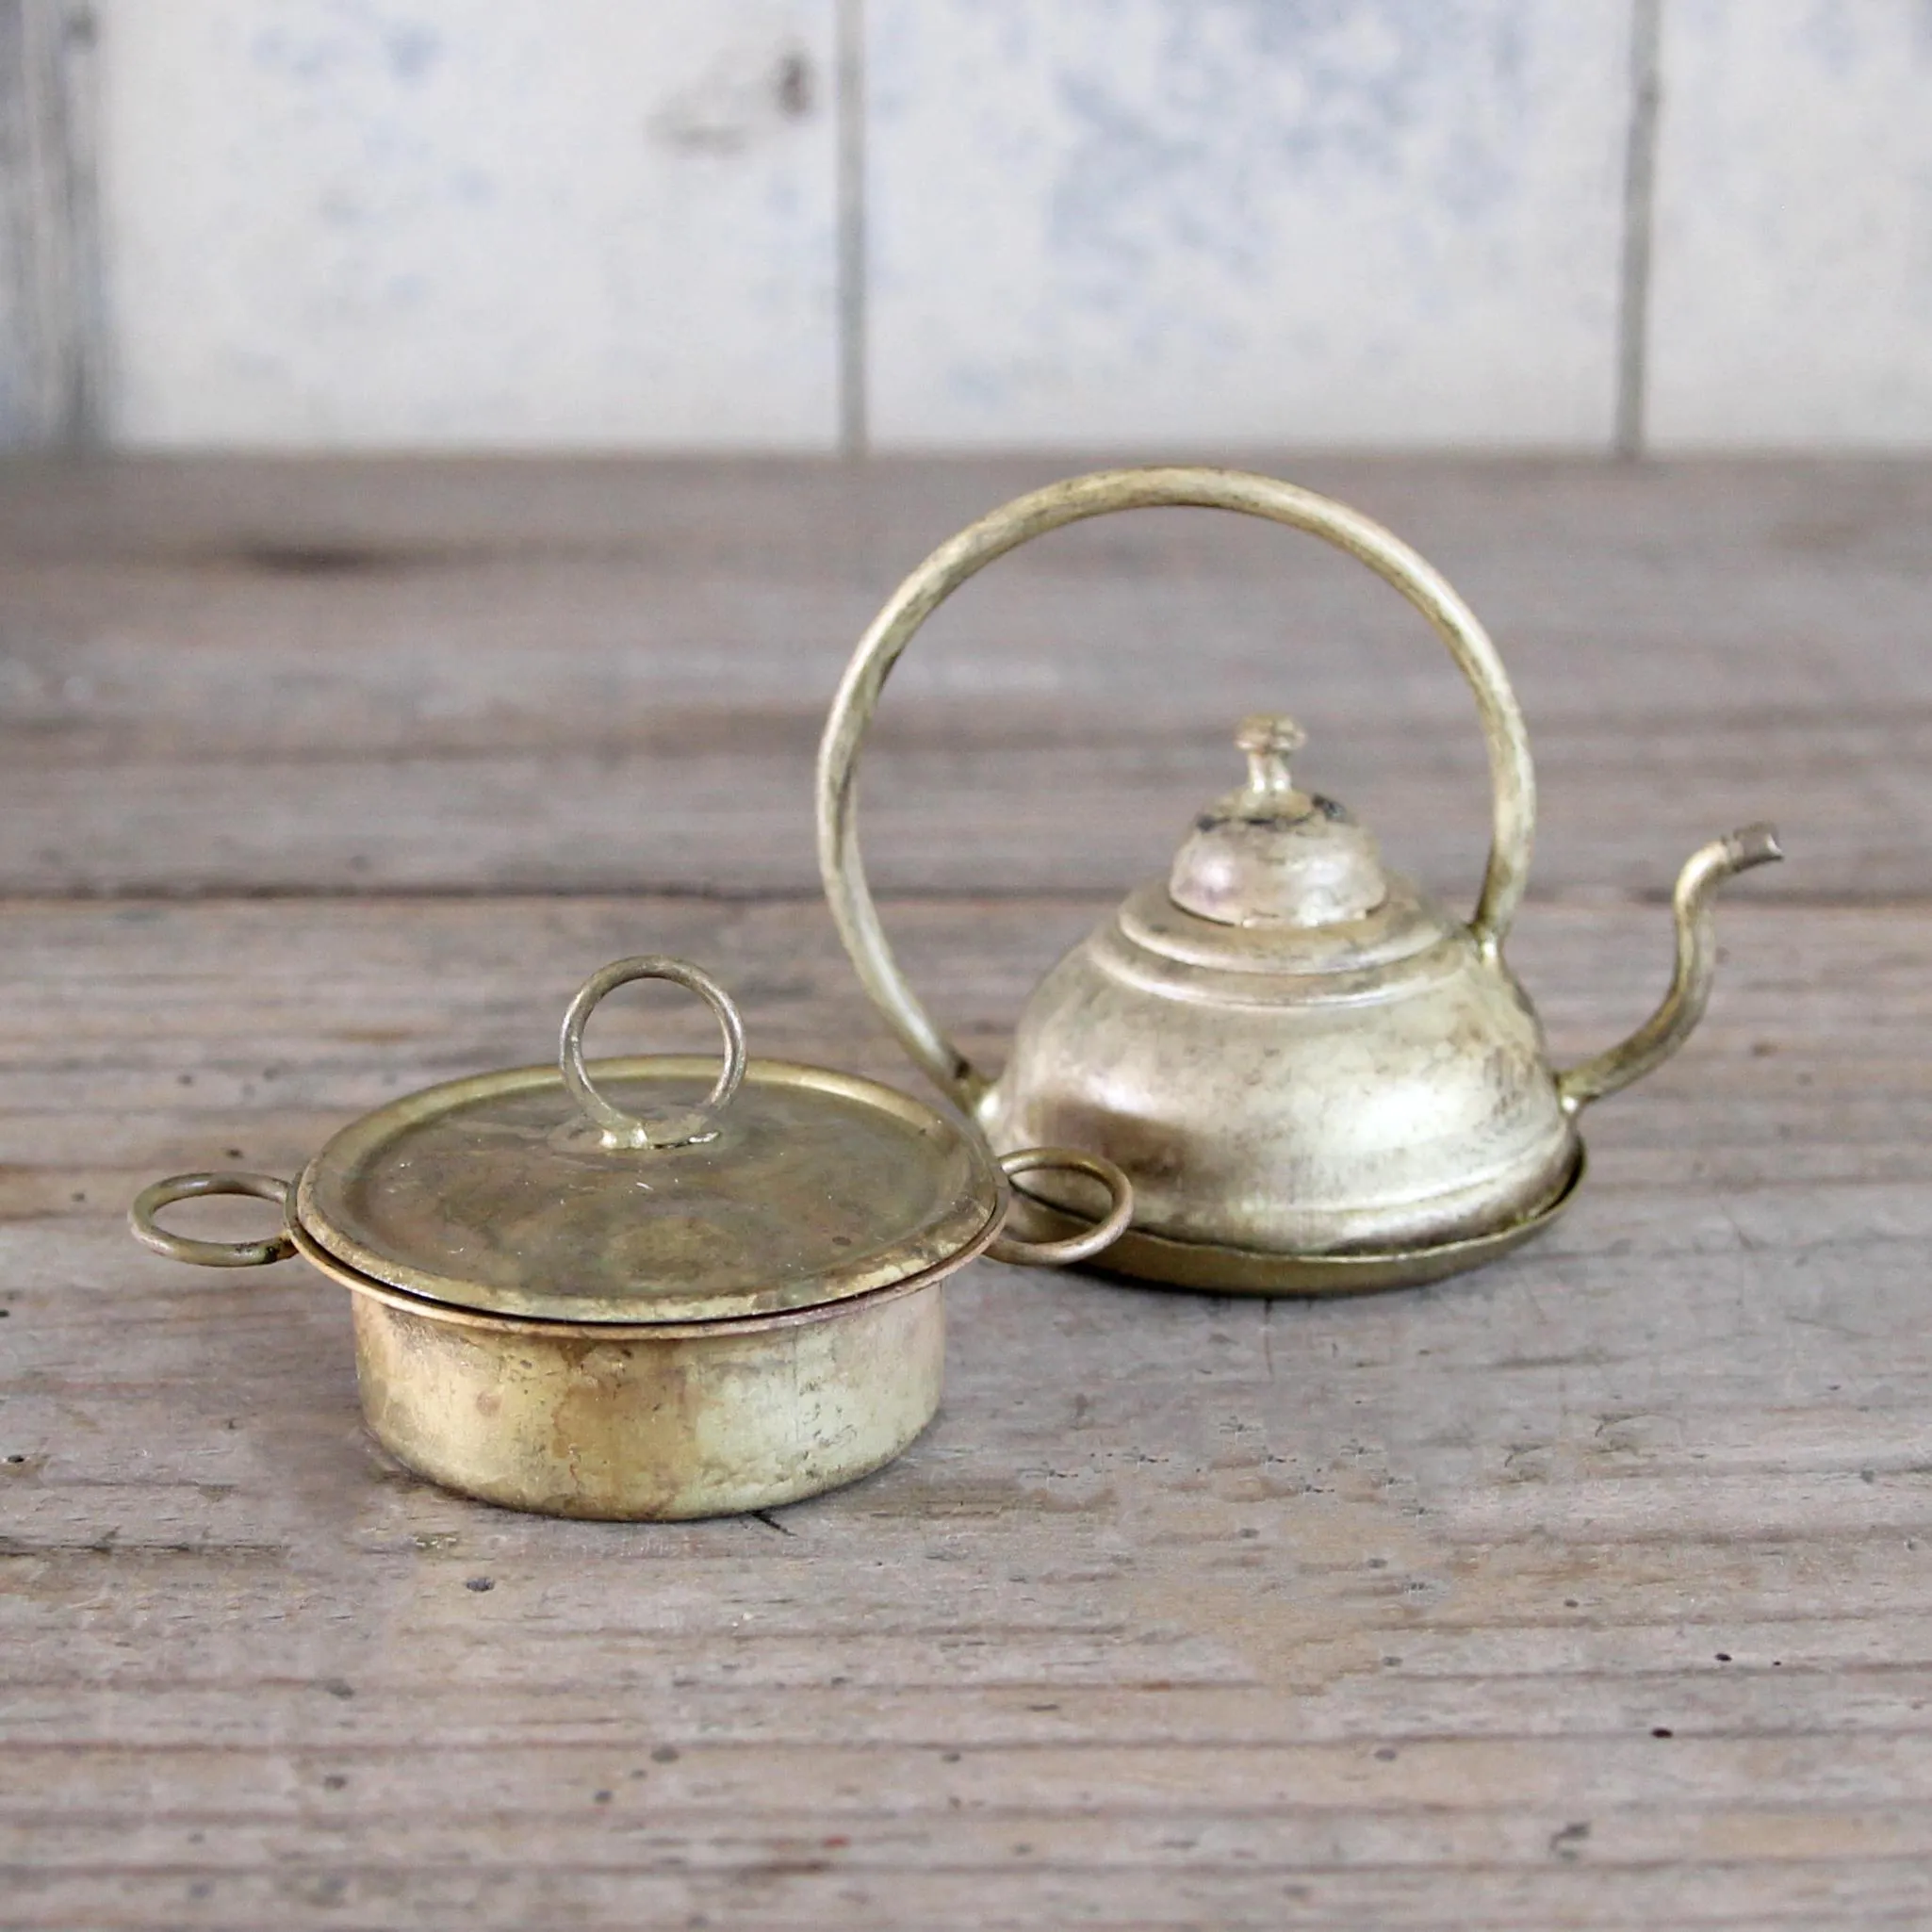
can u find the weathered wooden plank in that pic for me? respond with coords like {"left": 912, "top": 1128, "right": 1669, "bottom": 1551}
{"left": 14, "top": 1731, "right": 1932, "bottom": 1815}
{"left": 2, "top": 1858, "right": 1927, "bottom": 1932}
{"left": 8, "top": 1809, "right": 1932, "bottom": 1886}
{"left": 0, "top": 454, "right": 1923, "bottom": 896}
{"left": 0, "top": 891, "right": 1925, "bottom": 1926}
{"left": 8, "top": 1662, "right": 1932, "bottom": 1747}
{"left": 1, "top": 454, "right": 1924, "bottom": 1926}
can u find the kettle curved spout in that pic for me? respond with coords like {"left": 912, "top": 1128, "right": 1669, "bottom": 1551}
{"left": 1556, "top": 825, "right": 1782, "bottom": 1116}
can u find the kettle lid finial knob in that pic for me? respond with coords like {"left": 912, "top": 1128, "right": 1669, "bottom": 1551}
{"left": 1235, "top": 714, "right": 1306, "bottom": 799}
{"left": 1168, "top": 713, "right": 1390, "bottom": 929}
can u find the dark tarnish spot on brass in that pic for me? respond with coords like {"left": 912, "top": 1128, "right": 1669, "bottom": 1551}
{"left": 1193, "top": 795, "right": 1351, "bottom": 833}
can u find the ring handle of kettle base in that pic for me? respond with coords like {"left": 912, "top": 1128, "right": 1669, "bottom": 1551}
{"left": 815, "top": 466, "right": 1537, "bottom": 1111}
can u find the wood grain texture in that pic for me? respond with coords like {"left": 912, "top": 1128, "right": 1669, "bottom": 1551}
{"left": 1649, "top": 0, "right": 1932, "bottom": 450}
{"left": 1, "top": 891, "right": 1928, "bottom": 1928}
{"left": 0, "top": 452, "right": 1924, "bottom": 900}
{"left": 94, "top": 0, "right": 841, "bottom": 449}
{"left": 1, "top": 454, "right": 1925, "bottom": 1926}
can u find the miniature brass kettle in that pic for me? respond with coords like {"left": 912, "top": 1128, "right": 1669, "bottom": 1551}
{"left": 816, "top": 468, "right": 1780, "bottom": 1293}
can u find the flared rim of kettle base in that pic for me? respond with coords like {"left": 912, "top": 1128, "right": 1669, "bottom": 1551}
{"left": 1005, "top": 1149, "right": 1587, "bottom": 1297}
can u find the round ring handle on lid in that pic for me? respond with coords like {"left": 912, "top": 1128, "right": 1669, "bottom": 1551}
{"left": 989, "top": 1147, "right": 1135, "bottom": 1268}
{"left": 816, "top": 466, "right": 1536, "bottom": 1112}
{"left": 129, "top": 1171, "right": 295, "bottom": 1268}
{"left": 559, "top": 956, "right": 748, "bottom": 1150}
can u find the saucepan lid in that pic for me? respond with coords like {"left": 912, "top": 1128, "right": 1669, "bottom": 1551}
{"left": 133, "top": 957, "right": 1132, "bottom": 1323}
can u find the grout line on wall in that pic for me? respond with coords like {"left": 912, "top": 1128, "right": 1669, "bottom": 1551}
{"left": 834, "top": 0, "right": 867, "bottom": 456}
{"left": 2, "top": 0, "right": 105, "bottom": 447}
{"left": 56, "top": 0, "right": 106, "bottom": 446}
{"left": 1614, "top": 0, "right": 1662, "bottom": 460}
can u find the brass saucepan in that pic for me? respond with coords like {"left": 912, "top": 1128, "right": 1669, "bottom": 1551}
{"left": 132, "top": 958, "right": 1129, "bottom": 1520}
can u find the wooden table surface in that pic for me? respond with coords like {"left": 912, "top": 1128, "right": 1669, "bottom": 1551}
{"left": 1, "top": 455, "right": 1926, "bottom": 1929}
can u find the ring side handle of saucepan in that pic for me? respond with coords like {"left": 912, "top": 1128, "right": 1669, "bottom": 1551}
{"left": 130, "top": 961, "right": 1134, "bottom": 1274}
{"left": 989, "top": 1147, "right": 1134, "bottom": 1268}
{"left": 126, "top": 1151, "right": 1134, "bottom": 1274}
{"left": 129, "top": 1171, "right": 296, "bottom": 1269}
{"left": 126, "top": 953, "right": 747, "bottom": 1267}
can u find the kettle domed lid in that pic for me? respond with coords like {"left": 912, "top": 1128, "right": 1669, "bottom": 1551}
{"left": 1169, "top": 715, "right": 1389, "bottom": 927}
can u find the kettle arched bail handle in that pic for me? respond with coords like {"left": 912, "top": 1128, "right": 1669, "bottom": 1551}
{"left": 815, "top": 466, "right": 1537, "bottom": 1110}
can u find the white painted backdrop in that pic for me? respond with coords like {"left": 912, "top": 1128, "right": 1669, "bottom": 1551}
{"left": 3, "top": 0, "right": 1929, "bottom": 451}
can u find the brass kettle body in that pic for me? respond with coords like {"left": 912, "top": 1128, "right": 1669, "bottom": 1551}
{"left": 817, "top": 468, "right": 1780, "bottom": 1293}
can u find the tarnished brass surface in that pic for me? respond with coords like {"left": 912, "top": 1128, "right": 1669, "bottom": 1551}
{"left": 559, "top": 954, "right": 747, "bottom": 1151}
{"left": 817, "top": 467, "right": 1539, "bottom": 1110}
{"left": 296, "top": 1223, "right": 950, "bottom": 1521}
{"left": 815, "top": 466, "right": 1779, "bottom": 1292}
{"left": 296, "top": 1054, "right": 1002, "bottom": 1326}
{"left": 980, "top": 877, "right": 1578, "bottom": 1258}
{"left": 987, "top": 1146, "right": 1136, "bottom": 1268}
{"left": 1168, "top": 714, "right": 1391, "bottom": 927}
{"left": 1557, "top": 825, "right": 1784, "bottom": 1112}
{"left": 130, "top": 1170, "right": 294, "bottom": 1268}
{"left": 1003, "top": 1151, "right": 1587, "bottom": 1296}
{"left": 131, "top": 953, "right": 1134, "bottom": 1518}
